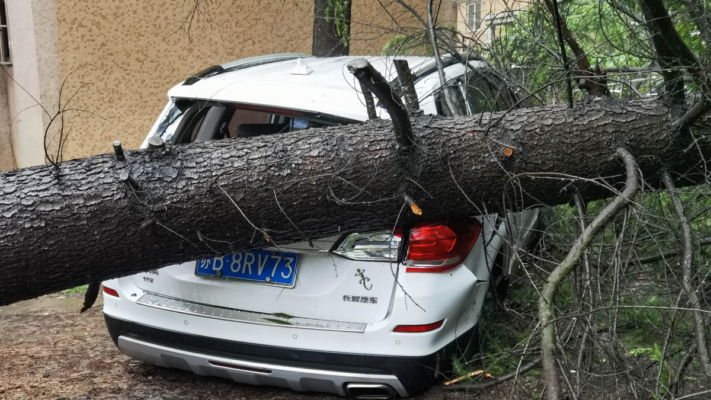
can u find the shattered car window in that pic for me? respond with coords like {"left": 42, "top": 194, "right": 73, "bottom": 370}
{"left": 154, "top": 101, "right": 191, "bottom": 141}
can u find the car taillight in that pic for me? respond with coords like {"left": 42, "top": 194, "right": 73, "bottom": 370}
{"left": 393, "top": 319, "right": 445, "bottom": 333}
{"left": 404, "top": 220, "right": 481, "bottom": 273}
{"left": 332, "top": 230, "right": 402, "bottom": 261}
{"left": 103, "top": 286, "right": 119, "bottom": 298}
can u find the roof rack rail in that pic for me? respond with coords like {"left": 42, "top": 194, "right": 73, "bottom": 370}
{"left": 182, "top": 53, "right": 313, "bottom": 86}
{"left": 182, "top": 65, "right": 224, "bottom": 86}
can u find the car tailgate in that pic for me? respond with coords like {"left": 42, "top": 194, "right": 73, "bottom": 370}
{"left": 131, "top": 236, "right": 399, "bottom": 325}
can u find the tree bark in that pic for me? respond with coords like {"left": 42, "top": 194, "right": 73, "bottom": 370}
{"left": 312, "top": 0, "right": 351, "bottom": 57}
{"left": 0, "top": 97, "right": 709, "bottom": 305}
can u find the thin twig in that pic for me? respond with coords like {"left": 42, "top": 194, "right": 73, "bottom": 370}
{"left": 539, "top": 148, "right": 639, "bottom": 400}
{"left": 661, "top": 170, "right": 711, "bottom": 377}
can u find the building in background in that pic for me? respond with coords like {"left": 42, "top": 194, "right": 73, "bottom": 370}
{"left": 453, "top": 0, "right": 530, "bottom": 45}
{"left": 0, "top": 0, "right": 456, "bottom": 171}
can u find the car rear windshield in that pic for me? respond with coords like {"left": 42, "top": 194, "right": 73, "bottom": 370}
{"left": 154, "top": 100, "right": 354, "bottom": 144}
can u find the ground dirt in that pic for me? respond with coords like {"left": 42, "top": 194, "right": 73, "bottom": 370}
{"left": 0, "top": 293, "right": 551, "bottom": 400}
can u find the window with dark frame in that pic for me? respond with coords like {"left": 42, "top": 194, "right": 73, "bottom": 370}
{"left": 467, "top": 1, "right": 481, "bottom": 32}
{"left": 0, "top": 0, "right": 9, "bottom": 64}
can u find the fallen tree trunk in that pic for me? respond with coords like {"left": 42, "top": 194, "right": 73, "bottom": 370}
{"left": 0, "top": 97, "right": 708, "bottom": 305}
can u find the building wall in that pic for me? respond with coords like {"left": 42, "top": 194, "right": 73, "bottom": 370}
{"left": 455, "top": 0, "right": 529, "bottom": 45}
{"left": 4, "top": 0, "right": 57, "bottom": 169}
{"left": 1, "top": 0, "right": 457, "bottom": 169}
{"left": 350, "top": 0, "right": 457, "bottom": 54}
{"left": 54, "top": 0, "right": 315, "bottom": 161}
{"left": 0, "top": 70, "right": 14, "bottom": 170}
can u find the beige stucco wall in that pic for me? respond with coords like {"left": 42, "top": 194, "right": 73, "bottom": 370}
{"left": 54, "top": 0, "right": 315, "bottom": 160}
{"left": 1, "top": 0, "right": 457, "bottom": 168}
{"left": 351, "top": 0, "right": 457, "bottom": 54}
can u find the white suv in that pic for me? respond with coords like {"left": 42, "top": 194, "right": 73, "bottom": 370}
{"left": 101, "top": 54, "right": 539, "bottom": 399}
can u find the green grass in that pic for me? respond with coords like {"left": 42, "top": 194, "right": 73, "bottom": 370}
{"left": 60, "top": 285, "right": 88, "bottom": 294}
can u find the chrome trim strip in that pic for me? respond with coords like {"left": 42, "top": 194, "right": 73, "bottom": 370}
{"left": 118, "top": 336, "right": 408, "bottom": 397}
{"left": 136, "top": 292, "right": 367, "bottom": 333}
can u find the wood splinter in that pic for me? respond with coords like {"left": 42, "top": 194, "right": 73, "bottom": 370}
{"left": 120, "top": 170, "right": 141, "bottom": 191}
{"left": 402, "top": 192, "right": 422, "bottom": 216}
{"left": 113, "top": 141, "right": 125, "bottom": 161}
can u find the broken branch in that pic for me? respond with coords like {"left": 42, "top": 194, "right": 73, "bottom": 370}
{"left": 347, "top": 59, "right": 414, "bottom": 146}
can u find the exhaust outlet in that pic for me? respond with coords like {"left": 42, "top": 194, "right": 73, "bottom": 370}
{"left": 345, "top": 383, "right": 397, "bottom": 399}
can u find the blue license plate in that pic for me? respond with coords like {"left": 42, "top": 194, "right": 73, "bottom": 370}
{"left": 196, "top": 250, "right": 299, "bottom": 287}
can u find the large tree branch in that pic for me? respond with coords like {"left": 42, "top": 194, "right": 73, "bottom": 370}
{"left": 0, "top": 98, "right": 709, "bottom": 305}
{"left": 638, "top": 0, "right": 709, "bottom": 115}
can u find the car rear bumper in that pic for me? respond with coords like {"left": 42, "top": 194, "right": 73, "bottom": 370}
{"left": 105, "top": 314, "right": 476, "bottom": 397}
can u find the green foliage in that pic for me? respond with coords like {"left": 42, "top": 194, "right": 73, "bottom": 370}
{"left": 382, "top": 33, "right": 432, "bottom": 56}
{"left": 630, "top": 343, "right": 672, "bottom": 392}
{"left": 478, "top": 313, "right": 537, "bottom": 376}
{"left": 325, "top": 0, "right": 351, "bottom": 47}
{"left": 540, "top": 186, "right": 711, "bottom": 393}
{"left": 486, "top": 0, "right": 664, "bottom": 102}
{"left": 373, "top": 1, "right": 711, "bottom": 390}
{"left": 61, "top": 285, "right": 88, "bottom": 294}
{"left": 381, "top": 26, "right": 457, "bottom": 56}
{"left": 382, "top": 35, "right": 411, "bottom": 56}
{"left": 507, "top": 282, "right": 539, "bottom": 309}
{"left": 451, "top": 357, "right": 473, "bottom": 383}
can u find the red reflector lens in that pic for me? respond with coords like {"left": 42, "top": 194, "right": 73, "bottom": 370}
{"left": 103, "top": 286, "right": 119, "bottom": 298}
{"left": 408, "top": 225, "right": 457, "bottom": 260}
{"left": 404, "top": 220, "right": 481, "bottom": 273}
{"left": 393, "top": 320, "right": 445, "bottom": 333}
